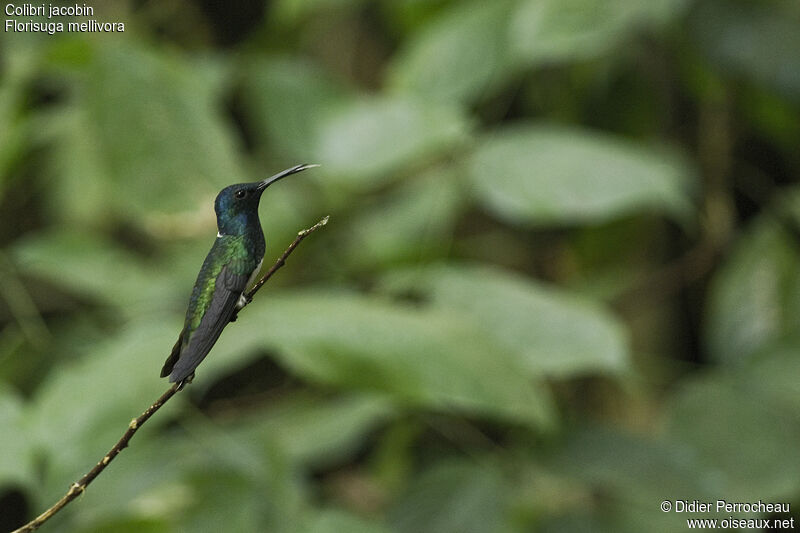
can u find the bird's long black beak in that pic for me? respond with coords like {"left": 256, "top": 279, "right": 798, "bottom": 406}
{"left": 257, "top": 164, "right": 319, "bottom": 191}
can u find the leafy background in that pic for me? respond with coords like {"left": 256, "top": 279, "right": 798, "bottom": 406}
{"left": 1, "top": 0, "right": 799, "bottom": 531}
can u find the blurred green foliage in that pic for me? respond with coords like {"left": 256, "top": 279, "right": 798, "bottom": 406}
{"left": 1, "top": 0, "right": 800, "bottom": 531}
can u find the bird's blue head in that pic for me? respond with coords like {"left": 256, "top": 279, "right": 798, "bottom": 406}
{"left": 214, "top": 164, "right": 318, "bottom": 236}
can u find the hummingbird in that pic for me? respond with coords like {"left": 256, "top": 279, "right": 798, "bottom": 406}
{"left": 161, "top": 164, "right": 318, "bottom": 387}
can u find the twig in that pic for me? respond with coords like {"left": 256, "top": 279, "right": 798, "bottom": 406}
{"left": 12, "top": 385, "right": 180, "bottom": 533}
{"left": 12, "top": 216, "right": 329, "bottom": 533}
{"left": 613, "top": 238, "right": 718, "bottom": 309}
{"left": 244, "top": 215, "right": 329, "bottom": 300}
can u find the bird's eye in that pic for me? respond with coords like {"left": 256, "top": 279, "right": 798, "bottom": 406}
{"left": 234, "top": 189, "right": 247, "bottom": 199}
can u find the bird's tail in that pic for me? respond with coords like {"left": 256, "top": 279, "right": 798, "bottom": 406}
{"left": 160, "top": 330, "right": 185, "bottom": 378}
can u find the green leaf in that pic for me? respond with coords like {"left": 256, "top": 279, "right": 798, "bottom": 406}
{"left": 389, "top": 461, "right": 507, "bottom": 533}
{"left": 63, "top": 424, "right": 300, "bottom": 533}
{"left": 388, "top": 0, "right": 515, "bottom": 104}
{"left": 307, "top": 509, "right": 390, "bottom": 533}
{"left": 28, "top": 320, "right": 184, "bottom": 503}
{"left": 225, "top": 290, "right": 554, "bottom": 428}
{"left": 12, "top": 230, "right": 143, "bottom": 302}
{"left": 546, "top": 426, "right": 708, "bottom": 504}
{"left": 0, "top": 50, "right": 32, "bottom": 190}
{"left": 344, "top": 167, "right": 465, "bottom": 268}
{"left": 174, "top": 422, "right": 301, "bottom": 533}
{"left": 666, "top": 372, "right": 800, "bottom": 500}
{"left": 44, "top": 41, "right": 245, "bottom": 222}
{"left": 466, "top": 124, "right": 695, "bottom": 225}
{"left": 315, "top": 96, "right": 471, "bottom": 189}
{"left": 689, "top": 0, "right": 800, "bottom": 100}
{"left": 382, "top": 265, "right": 629, "bottom": 378}
{"left": 36, "top": 106, "right": 111, "bottom": 225}
{"left": 743, "top": 338, "right": 800, "bottom": 413}
{"left": 64, "top": 437, "right": 190, "bottom": 529}
{"left": 242, "top": 57, "right": 352, "bottom": 159}
{"left": 510, "top": 0, "right": 689, "bottom": 66}
{"left": 0, "top": 386, "right": 34, "bottom": 489}
{"left": 273, "top": 0, "right": 366, "bottom": 23}
{"left": 538, "top": 501, "right": 685, "bottom": 533}
{"left": 705, "top": 217, "right": 800, "bottom": 364}
{"left": 231, "top": 393, "right": 396, "bottom": 467}
{"left": 10, "top": 230, "right": 186, "bottom": 316}
{"left": 72, "top": 518, "right": 172, "bottom": 533}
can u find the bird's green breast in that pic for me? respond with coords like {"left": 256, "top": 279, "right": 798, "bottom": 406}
{"left": 185, "top": 235, "right": 261, "bottom": 331}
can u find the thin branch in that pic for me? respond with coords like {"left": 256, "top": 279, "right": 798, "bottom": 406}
{"left": 244, "top": 215, "right": 329, "bottom": 301}
{"left": 613, "top": 238, "right": 718, "bottom": 309}
{"left": 12, "top": 216, "right": 329, "bottom": 533}
{"left": 12, "top": 384, "right": 180, "bottom": 533}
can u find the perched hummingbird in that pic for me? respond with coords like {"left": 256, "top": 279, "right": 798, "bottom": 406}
{"left": 161, "top": 164, "right": 318, "bottom": 387}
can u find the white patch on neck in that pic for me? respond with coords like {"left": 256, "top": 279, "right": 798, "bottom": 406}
{"left": 217, "top": 231, "right": 223, "bottom": 238}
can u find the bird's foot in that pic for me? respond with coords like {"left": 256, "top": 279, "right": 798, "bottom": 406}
{"left": 175, "top": 373, "right": 194, "bottom": 391}
{"left": 231, "top": 294, "right": 253, "bottom": 322}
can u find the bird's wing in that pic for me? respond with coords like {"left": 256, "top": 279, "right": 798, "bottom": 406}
{"left": 167, "top": 264, "right": 250, "bottom": 383}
